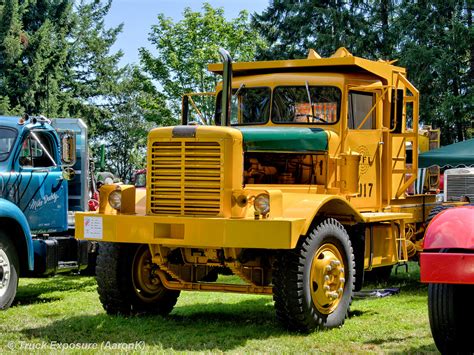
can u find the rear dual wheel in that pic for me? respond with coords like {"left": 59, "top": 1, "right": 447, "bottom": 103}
{"left": 273, "top": 218, "right": 355, "bottom": 331}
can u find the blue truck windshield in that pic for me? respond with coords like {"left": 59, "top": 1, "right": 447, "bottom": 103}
{"left": 0, "top": 127, "right": 17, "bottom": 162}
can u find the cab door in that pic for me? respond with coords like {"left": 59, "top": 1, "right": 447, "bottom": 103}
{"left": 344, "top": 89, "right": 383, "bottom": 211}
{"left": 16, "top": 130, "right": 68, "bottom": 233}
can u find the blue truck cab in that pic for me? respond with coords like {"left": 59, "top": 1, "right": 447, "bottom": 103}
{"left": 0, "top": 115, "right": 91, "bottom": 309}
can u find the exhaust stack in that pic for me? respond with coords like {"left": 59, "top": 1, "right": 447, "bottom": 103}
{"left": 218, "top": 48, "right": 232, "bottom": 126}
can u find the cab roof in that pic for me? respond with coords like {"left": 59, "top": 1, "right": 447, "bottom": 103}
{"left": 0, "top": 116, "right": 22, "bottom": 129}
{"left": 208, "top": 47, "right": 406, "bottom": 83}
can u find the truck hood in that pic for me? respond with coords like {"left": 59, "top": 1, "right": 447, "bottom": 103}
{"left": 236, "top": 127, "right": 328, "bottom": 152}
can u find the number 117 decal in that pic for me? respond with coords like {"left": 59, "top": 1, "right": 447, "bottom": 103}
{"left": 358, "top": 183, "right": 373, "bottom": 198}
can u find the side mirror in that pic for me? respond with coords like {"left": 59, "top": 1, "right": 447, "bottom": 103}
{"left": 59, "top": 130, "right": 76, "bottom": 167}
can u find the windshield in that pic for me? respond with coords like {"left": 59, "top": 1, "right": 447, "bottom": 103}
{"left": 272, "top": 86, "right": 341, "bottom": 124}
{"left": 215, "top": 85, "right": 341, "bottom": 125}
{"left": 0, "top": 127, "right": 17, "bottom": 162}
{"left": 230, "top": 87, "right": 271, "bottom": 125}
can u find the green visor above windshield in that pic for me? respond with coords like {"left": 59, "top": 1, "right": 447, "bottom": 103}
{"left": 237, "top": 127, "right": 328, "bottom": 152}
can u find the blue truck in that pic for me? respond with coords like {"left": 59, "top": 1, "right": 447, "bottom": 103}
{"left": 0, "top": 115, "right": 93, "bottom": 309}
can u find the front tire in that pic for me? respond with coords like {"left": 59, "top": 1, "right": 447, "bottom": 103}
{"left": 0, "top": 232, "right": 19, "bottom": 310}
{"left": 428, "top": 282, "right": 474, "bottom": 353}
{"left": 273, "top": 218, "right": 355, "bottom": 332}
{"left": 96, "top": 243, "right": 180, "bottom": 316}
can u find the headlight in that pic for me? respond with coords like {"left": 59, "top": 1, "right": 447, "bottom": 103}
{"left": 108, "top": 190, "right": 122, "bottom": 210}
{"left": 254, "top": 193, "right": 270, "bottom": 215}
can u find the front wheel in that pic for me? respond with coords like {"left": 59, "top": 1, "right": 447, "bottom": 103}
{"left": 96, "top": 243, "right": 180, "bottom": 316}
{"left": 428, "top": 282, "right": 474, "bottom": 353}
{"left": 273, "top": 218, "right": 355, "bottom": 332}
{"left": 0, "top": 232, "right": 19, "bottom": 310}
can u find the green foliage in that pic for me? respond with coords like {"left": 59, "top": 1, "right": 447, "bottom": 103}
{"left": 0, "top": 0, "right": 126, "bottom": 125}
{"left": 64, "top": 0, "right": 125, "bottom": 134}
{"left": 0, "top": 0, "right": 155, "bottom": 179}
{"left": 396, "top": 0, "right": 472, "bottom": 144}
{"left": 253, "top": 0, "right": 473, "bottom": 144}
{"left": 140, "top": 3, "right": 266, "bottom": 123}
{"left": 252, "top": 0, "right": 371, "bottom": 59}
{"left": 95, "top": 67, "right": 155, "bottom": 182}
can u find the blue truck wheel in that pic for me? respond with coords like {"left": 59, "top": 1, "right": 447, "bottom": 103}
{"left": 0, "top": 232, "right": 19, "bottom": 310}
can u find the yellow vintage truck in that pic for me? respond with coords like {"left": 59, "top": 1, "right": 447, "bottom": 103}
{"left": 76, "top": 48, "right": 438, "bottom": 331}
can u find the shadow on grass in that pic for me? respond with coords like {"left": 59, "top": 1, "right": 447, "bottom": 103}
{"left": 21, "top": 298, "right": 304, "bottom": 351}
{"left": 14, "top": 275, "right": 96, "bottom": 306}
{"left": 363, "top": 262, "right": 428, "bottom": 296}
{"left": 348, "top": 309, "right": 368, "bottom": 318}
{"left": 365, "top": 337, "right": 437, "bottom": 352}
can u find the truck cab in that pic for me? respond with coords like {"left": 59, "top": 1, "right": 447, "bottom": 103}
{"left": 0, "top": 115, "right": 90, "bottom": 309}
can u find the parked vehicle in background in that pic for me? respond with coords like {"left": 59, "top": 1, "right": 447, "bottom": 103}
{"left": 0, "top": 115, "right": 95, "bottom": 309}
{"left": 443, "top": 167, "right": 474, "bottom": 202}
{"left": 420, "top": 205, "right": 474, "bottom": 353}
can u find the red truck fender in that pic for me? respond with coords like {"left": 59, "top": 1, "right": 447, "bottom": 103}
{"left": 421, "top": 205, "right": 474, "bottom": 284}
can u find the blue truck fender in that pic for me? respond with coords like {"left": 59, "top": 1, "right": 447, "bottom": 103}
{"left": 0, "top": 198, "right": 34, "bottom": 272}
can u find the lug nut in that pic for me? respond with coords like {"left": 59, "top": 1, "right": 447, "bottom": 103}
{"left": 338, "top": 288, "right": 343, "bottom": 294}
{"left": 340, "top": 277, "right": 345, "bottom": 283}
{"left": 324, "top": 285, "right": 330, "bottom": 291}
{"left": 339, "top": 267, "right": 344, "bottom": 274}
{"left": 325, "top": 265, "right": 332, "bottom": 272}
{"left": 330, "top": 260, "right": 341, "bottom": 267}
{"left": 324, "top": 275, "right": 330, "bottom": 281}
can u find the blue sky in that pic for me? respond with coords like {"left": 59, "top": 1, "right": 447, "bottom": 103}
{"left": 105, "top": 0, "right": 270, "bottom": 66}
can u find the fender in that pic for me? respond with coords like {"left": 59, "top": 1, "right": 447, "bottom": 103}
{"left": 423, "top": 205, "right": 474, "bottom": 250}
{"left": 280, "top": 193, "right": 365, "bottom": 235}
{"left": 0, "top": 198, "right": 34, "bottom": 271}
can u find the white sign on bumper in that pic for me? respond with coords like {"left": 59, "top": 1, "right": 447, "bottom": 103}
{"left": 84, "top": 216, "right": 103, "bottom": 240}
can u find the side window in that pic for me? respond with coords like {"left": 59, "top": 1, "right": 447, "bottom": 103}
{"left": 19, "top": 132, "right": 56, "bottom": 168}
{"left": 348, "top": 92, "right": 376, "bottom": 129}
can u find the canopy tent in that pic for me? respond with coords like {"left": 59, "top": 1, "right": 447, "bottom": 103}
{"left": 419, "top": 138, "right": 474, "bottom": 168}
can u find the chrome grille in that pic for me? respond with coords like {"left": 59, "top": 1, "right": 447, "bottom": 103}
{"left": 150, "top": 141, "right": 222, "bottom": 215}
{"left": 446, "top": 174, "right": 474, "bottom": 201}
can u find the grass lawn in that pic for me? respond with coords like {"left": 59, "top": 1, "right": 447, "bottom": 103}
{"left": 0, "top": 262, "right": 437, "bottom": 353}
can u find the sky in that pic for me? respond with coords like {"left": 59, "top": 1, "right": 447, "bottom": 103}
{"left": 105, "top": 0, "right": 270, "bottom": 66}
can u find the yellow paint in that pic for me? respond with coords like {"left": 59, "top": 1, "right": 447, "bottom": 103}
{"left": 76, "top": 212, "right": 305, "bottom": 249}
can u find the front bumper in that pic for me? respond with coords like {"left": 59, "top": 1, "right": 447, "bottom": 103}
{"left": 76, "top": 213, "right": 306, "bottom": 249}
{"left": 420, "top": 252, "right": 474, "bottom": 284}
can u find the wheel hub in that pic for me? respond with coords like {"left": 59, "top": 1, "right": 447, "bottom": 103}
{"left": 132, "top": 246, "right": 163, "bottom": 302}
{"left": 310, "top": 243, "right": 345, "bottom": 314}
{"left": 0, "top": 250, "right": 11, "bottom": 298}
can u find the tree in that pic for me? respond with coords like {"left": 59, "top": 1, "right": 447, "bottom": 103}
{"left": 0, "top": 0, "right": 154, "bottom": 177}
{"left": 64, "top": 0, "right": 125, "bottom": 135}
{"left": 140, "top": 3, "right": 266, "bottom": 124}
{"left": 0, "top": 0, "right": 73, "bottom": 116}
{"left": 0, "top": 0, "right": 125, "bottom": 133}
{"left": 396, "top": 0, "right": 472, "bottom": 143}
{"left": 252, "top": 0, "right": 370, "bottom": 60}
{"left": 97, "top": 67, "right": 154, "bottom": 182}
